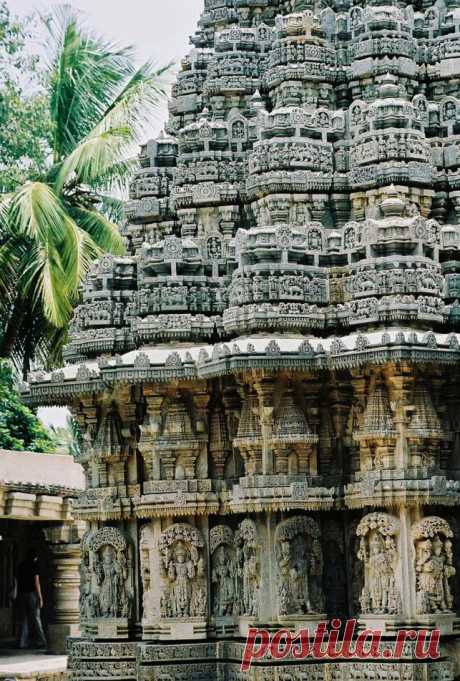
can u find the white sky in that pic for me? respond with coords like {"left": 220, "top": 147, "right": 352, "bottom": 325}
{"left": 9, "top": 0, "right": 204, "bottom": 428}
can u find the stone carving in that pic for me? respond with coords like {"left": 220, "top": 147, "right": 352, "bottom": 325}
{"left": 86, "top": 527, "right": 132, "bottom": 620}
{"left": 275, "top": 516, "right": 324, "bottom": 617}
{"left": 412, "top": 517, "right": 455, "bottom": 615}
{"left": 234, "top": 519, "right": 260, "bottom": 617}
{"left": 354, "top": 380, "right": 397, "bottom": 470}
{"left": 357, "top": 513, "right": 401, "bottom": 615}
{"left": 140, "top": 524, "right": 155, "bottom": 616}
{"left": 210, "top": 525, "right": 236, "bottom": 617}
{"left": 80, "top": 531, "right": 97, "bottom": 620}
{"left": 159, "top": 524, "right": 207, "bottom": 619}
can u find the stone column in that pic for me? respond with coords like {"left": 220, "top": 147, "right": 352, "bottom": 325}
{"left": 397, "top": 504, "right": 419, "bottom": 621}
{"left": 254, "top": 377, "right": 275, "bottom": 475}
{"left": 44, "top": 524, "right": 83, "bottom": 654}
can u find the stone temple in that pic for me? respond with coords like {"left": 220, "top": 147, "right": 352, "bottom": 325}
{"left": 20, "top": 0, "right": 460, "bottom": 678}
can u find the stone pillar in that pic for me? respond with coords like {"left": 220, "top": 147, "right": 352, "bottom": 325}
{"left": 44, "top": 524, "right": 83, "bottom": 654}
{"left": 254, "top": 378, "right": 275, "bottom": 475}
{"left": 397, "top": 504, "right": 419, "bottom": 621}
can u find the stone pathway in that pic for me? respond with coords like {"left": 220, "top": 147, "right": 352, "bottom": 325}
{"left": 0, "top": 650, "right": 67, "bottom": 679}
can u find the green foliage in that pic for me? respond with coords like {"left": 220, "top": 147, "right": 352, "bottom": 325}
{"left": 0, "top": 2, "right": 52, "bottom": 191}
{"left": 0, "top": 4, "right": 171, "bottom": 373}
{"left": 0, "top": 359, "right": 55, "bottom": 452}
{"left": 50, "top": 416, "right": 82, "bottom": 457}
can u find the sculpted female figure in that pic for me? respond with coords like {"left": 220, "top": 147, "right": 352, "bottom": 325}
{"left": 367, "top": 534, "right": 396, "bottom": 613}
{"left": 357, "top": 513, "right": 401, "bottom": 616}
{"left": 416, "top": 536, "right": 455, "bottom": 613}
{"left": 168, "top": 542, "right": 195, "bottom": 617}
{"left": 96, "top": 545, "right": 124, "bottom": 618}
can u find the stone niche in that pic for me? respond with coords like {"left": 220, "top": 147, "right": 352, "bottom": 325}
{"left": 412, "top": 516, "right": 458, "bottom": 634}
{"left": 356, "top": 512, "right": 402, "bottom": 634}
{"left": 275, "top": 515, "right": 326, "bottom": 629}
{"left": 80, "top": 526, "right": 133, "bottom": 639}
{"left": 210, "top": 518, "right": 264, "bottom": 637}
{"left": 210, "top": 524, "right": 237, "bottom": 636}
{"left": 141, "top": 522, "right": 208, "bottom": 640}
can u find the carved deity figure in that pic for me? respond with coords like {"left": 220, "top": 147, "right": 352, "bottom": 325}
{"left": 167, "top": 542, "right": 195, "bottom": 617}
{"left": 140, "top": 525, "right": 155, "bottom": 617}
{"left": 79, "top": 533, "right": 99, "bottom": 620}
{"left": 212, "top": 545, "right": 235, "bottom": 616}
{"left": 235, "top": 520, "right": 260, "bottom": 617}
{"left": 278, "top": 538, "right": 312, "bottom": 615}
{"left": 159, "top": 524, "right": 207, "bottom": 620}
{"left": 85, "top": 528, "right": 131, "bottom": 622}
{"left": 95, "top": 545, "right": 126, "bottom": 618}
{"left": 413, "top": 518, "right": 455, "bottom": 615}
{"left": 357, "top": 513, "right": 400, "bottom": 616}
{"left": 275, "top": 516, "right": 324, "bottom": 617}
{"left": 240, "top": 544, "right": 259, "bottom": 616}
{"left": 365, "top": 534, "right": 397, "bottom": 614}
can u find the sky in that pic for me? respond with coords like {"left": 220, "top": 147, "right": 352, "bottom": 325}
{"left": 8, "top": 0, "right": 204, "bottom": 427}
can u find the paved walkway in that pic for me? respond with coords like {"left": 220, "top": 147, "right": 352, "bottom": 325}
{"left": 0, "top": 650, "right": 67, "bottom": 678}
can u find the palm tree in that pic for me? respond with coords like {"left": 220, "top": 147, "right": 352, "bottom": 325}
{"left": 0, "top": 6, "right": 171, "bottom": 374}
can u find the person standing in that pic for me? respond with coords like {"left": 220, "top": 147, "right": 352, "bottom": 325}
{"left": 16, "top": 549, "right": 47, "bottom": 650}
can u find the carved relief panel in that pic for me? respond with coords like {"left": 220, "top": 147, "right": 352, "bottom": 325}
{"left": 159, "top": 524, "right": 207, "bottom": 620}
{"left": 210, "top": 525, "right": 236, "bottom": 617}
{"left": 275, "top": 516, "right": 325, "bottom": 619}
{"left": 412, "top": 517, "right": 455, "bottom": 615}
{"left": 80, "top": 526, "right": 133, "bottom": 639}
{"left": 139, "top": 524, "right": 157, "bottom": 621}
{"left": 356, "top": 513, "right": 401, "bottom": 617}
{"left": 234, "top": 519, "right": 260, "bottom": 618}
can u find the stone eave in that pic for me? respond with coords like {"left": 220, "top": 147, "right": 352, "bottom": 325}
{"left": 21, "top": 328, "right": 460, "bottom": 406}
{"left": 0, "top": 480, "right": 80, "bottom": 498}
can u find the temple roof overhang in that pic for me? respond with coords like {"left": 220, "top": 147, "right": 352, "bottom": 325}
{"left": 20, "top": 328, "right": 460, "bottom": 406}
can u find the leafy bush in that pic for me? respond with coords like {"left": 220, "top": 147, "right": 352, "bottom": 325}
{"left": 0, "top": 360, "right": 55, "bottom": 452}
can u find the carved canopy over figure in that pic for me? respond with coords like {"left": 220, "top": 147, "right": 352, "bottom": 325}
{"left": 275, "top": 515, "right": 325, "bottom": 617}
{"left": 159, "top": 524, "right": 207, "bottom": 620}
{"left": 412, "top": 517, "right": 456, "bottom": 615}
{"left": 357, "top": 513, "right": 401, "bottom": 616}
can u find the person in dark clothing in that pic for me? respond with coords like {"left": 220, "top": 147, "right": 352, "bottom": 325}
{"left": 16, "top": 549, "right": 47, "bottom": 649}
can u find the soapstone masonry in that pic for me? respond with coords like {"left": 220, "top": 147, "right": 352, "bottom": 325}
{"left": 21, "top": 0, "right": 460, "bottom": 678}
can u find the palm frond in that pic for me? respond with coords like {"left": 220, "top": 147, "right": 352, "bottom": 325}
{"left": 85, "top": 157, "right": 138, "bottom": 196}
{"left": 45, "top": 5, "right": 136, "bottom": 160}
{"left": 54, "top": 126, "right": 132, "bottom": 192}
{"left": 70, "top": 204, "right": 125, "bottom": 255}
{"left": 10, "top": 182, "right": 99, "bottom": 325}
{"left": 54, "top": 57, "right": 172, "bottom": 192}
{"left": 101, "top": 59, "right": 173, "bottom": 139}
